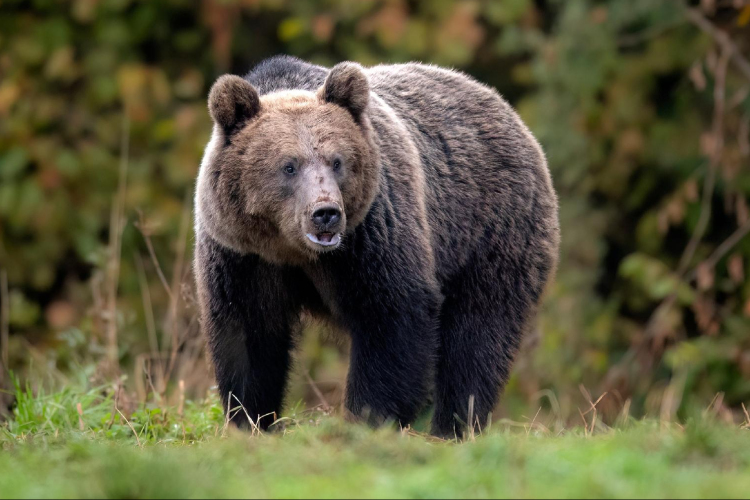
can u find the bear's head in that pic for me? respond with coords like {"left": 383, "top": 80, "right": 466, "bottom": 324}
{"left": 196, "top": 62, "right": 380, "bottom": 264}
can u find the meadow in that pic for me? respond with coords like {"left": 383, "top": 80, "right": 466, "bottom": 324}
{"left": 2, "top": 377, "right": 750, "bottom": 499}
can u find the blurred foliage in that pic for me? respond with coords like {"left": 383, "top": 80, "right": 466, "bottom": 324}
{"left": 0, "top": 0, "right": 749, "bottom": 423}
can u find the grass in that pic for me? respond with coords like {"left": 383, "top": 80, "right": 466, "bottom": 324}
{"left": 1, "top": 379, "right": 750, "bottom": 499}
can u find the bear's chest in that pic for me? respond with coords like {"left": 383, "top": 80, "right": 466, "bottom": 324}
{"left": 300, "top": 244, "right": 387, "bottom": 325}
{"left": 301, "top": 263, "right": 343, "bottom": 319}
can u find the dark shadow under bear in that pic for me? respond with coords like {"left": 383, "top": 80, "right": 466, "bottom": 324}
{"left": 194, "top": 56, "right": 559, "bottom": 439}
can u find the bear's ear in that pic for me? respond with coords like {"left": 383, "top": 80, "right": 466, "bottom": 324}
{"left": 208, "top": 75, "right": 261, "bottom": 133}
{"left": 320, "top": 62, "right": 369, "bottom": 119}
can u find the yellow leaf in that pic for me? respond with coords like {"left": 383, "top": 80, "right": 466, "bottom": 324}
{"left": 0, "top": 82, "right": 20, "bottom": 116}
{"left": 279, "top": 18, "right": 305, "bottom": 42}
{"left": 738, "top": 5, "right": 750, "bottom": 27}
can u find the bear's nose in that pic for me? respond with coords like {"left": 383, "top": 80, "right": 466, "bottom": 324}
{"left": 311, "top": 205, "right": 341, "bottom": 229}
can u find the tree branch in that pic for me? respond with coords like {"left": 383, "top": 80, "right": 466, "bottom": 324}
{"left": 685, "top": 219, "right": 750, "bottom": 282}
{"left": 684, "top": 6, "right": 750, "bottom": 83}
{"left": 676, "top": 43, "right": 731, "bottom": 275}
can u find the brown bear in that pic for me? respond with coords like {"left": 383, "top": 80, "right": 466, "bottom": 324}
{"left": 194, "top": 56, "right": 559, "bottom": 438}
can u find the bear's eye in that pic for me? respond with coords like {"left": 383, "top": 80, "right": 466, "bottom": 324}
{"left": 283, "top": 163, "right": 296, "bottom": 176}
{"left": 332, "top": 159, "right": 342, "bottom": 171}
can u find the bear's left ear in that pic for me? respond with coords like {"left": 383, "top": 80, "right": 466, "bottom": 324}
{"left": 320, "top": 62, "right": 369, "bottom": 120}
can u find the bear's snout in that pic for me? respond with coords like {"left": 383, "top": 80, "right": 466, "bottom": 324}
{"left": 311, "top": 205, "right": 342, "bottom": 230}
{"left": 304, "top": 200, "right": 345, "bottom": 250}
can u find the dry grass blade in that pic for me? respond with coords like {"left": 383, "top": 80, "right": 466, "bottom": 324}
{"left": 134, "top": 253, "right": 160, "bottom": 357}
{"left": 134, "top": 192, "right": 194, "bottom": 391}
{"left": 617, "top": 399, "right": 632, "bottom": 427}
{"left": 703, "top": 392, "right": 725, "bottom": 420}
{"left": 304, "top": 371, "right": 331, "bottom": 412}
{"left": 178, "top": 379, "right": 185, "bottom": 417}
{"left": 221, "top": 392, "right": 232, "bottom": 438}
{"left": 527, "top": 407, "right": 542, "bottom": 436}
{"left": 578, "top": 408, "right": 589, "bottom": 437}
{"left": 117, "top": 407, "right": 142, "bottom": 448}
{"left": 403, "top": 427, "right": 448, "bottom": 443}
{"left": 230, "top": 393, "right": 262, "bottom": 435}
{"left": 76, "top": 402, "right": 85, "bottom": 431}
{"left": 165, "top": 193, "right": 193, "bottom": 381}
{"left": 495, "top": 418, "right": 550, "bottom": 435}
{"left": 135, "top": 210, "right": 174, "bottom": 303}
{"left": 467, "top": 395, "right": 476, "bottom": 442}
{"left": 579, "top": 386, "right": 608, "bottom": 435}
{"left": 580, "top": 386, "right": 608, "bottom": 416}
{"left": 106, "top": 384, "right": 122, "bottom": 429}
{"left": 661, "top": 371, "right": 687, "bottom": 426}
{"left": 533, "top": 389, "right": 563, "bottom": 433}
{"left": 104, "top": 111, "right": 131, "bottom": 374}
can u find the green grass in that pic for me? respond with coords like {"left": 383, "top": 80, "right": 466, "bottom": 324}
{"left": 1, "top": 380, "right": 749, "bottom": 499}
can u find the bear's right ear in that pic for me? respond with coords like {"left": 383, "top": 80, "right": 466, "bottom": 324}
{"left": 320, "top": 62, "right": 369, "bottom": 120}
{"left": 208, "top": 75, "right": 261, "bottom": 134}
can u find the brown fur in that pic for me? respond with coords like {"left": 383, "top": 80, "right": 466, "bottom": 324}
{"left": 196, "top": 77, "right": 379, "bottom": 265}
{"left": 195, "top": 57, "right": 559, "bottom": 437}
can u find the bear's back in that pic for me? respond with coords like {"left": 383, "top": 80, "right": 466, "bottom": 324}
{"left": 245, "top": 55, "right": 328, "bottom": 95}
{"left": 364, "top": 63, "right": 551, "bottom": 281}
{"left": 244, "top": 57, "right": 507, "bottom": 121}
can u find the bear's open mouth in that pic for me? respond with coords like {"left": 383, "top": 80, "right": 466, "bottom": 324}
{"left": 306, "top": 232, "right": 341, "bottom": 248}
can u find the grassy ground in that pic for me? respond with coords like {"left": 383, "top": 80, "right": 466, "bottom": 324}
{"left": 1, "top": 380, "right": 750, "bottom": 499}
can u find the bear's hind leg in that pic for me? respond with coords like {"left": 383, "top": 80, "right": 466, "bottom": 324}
{"left": 431, "top": 247, "right": 549, "bottom": 439}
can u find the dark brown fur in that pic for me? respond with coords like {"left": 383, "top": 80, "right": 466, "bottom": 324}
{"left": 195, "top": 56, "right": 559, "bottom": 438}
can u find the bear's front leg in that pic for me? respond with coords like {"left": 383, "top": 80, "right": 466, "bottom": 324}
{"left": 195, "top": 233, "right": 302, "bottom": 430}
{"left": 345, "top": 297, "right": 440, "bottom": 427}
{"left": 330, "top": 253, "right": 441, "bottom": 428}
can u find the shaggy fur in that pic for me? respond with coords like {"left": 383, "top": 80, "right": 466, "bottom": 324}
{"left": 194, "top": 55, "right": 560, "bottom": 438}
